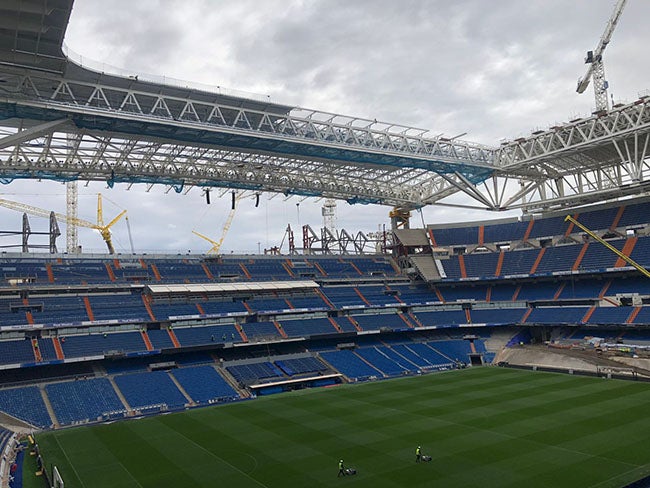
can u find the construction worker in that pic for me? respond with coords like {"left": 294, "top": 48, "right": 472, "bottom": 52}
{"left": 338, "top": 459, "right": 346, "bottom": 477}
{"left": 416, "top": 445, "right": 422, "bottom": 463}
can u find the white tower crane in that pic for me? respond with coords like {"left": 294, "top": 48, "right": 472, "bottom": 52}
{"left": 322, "top": 198, "right": 337, "bottom": 232}
{"left": 66, "top": 180, "right": 79, "bottom": 253}
{"left": 576, "top": 0, "right": 627, "bottom": 111}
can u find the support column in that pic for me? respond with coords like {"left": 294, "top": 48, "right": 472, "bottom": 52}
{"left": 66, "top": 181, "right": 79, "bottom": 253}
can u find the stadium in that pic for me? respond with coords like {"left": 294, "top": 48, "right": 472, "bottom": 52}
{"left": 1, "top": 1, "right": 650, "bottom": 487}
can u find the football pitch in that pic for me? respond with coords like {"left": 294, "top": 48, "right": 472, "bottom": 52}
{"left": 30, "top": 367, "right": 650, "bottom": 488}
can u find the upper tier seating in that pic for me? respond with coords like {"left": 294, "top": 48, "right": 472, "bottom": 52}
{"left": 173, "top": 324, "right": 240, "bottom": 347}
{"left": 516, "top": 282, "right": 561, "bottom": 301}
{"left": 412, "top": 310, "right": 468, "bottom": 326}
{"left": 439, "top": 285, "right": 488, "bottom": 302}
{"left": 278, "top": 317, "right": 339, "bottom": 337}
{"left": 149, "top": 301, "right": 201, "bottom": 320}
{"left": 321, "top": 287, "right": 367, "bottom": 308}
{"left": 241, "top": 321, "right": 282, "bottom": 341}
{"left": 463, "top": 253, "right": 500, "bottom": 279}
{"left": 439, "top": 235, "right": 650, "bottom": 281}
{"left": 37, "top": 337, "right": 58, "bottom": 362}
{"left": 147, "top": 328, "right": 176, "bottom": 349}
{"left": 470, "top": 308, "right": 527, "bottom": 325}
{"left": 285, "top": 294, "right": 329, "bottom": 310}
{"left": 352, "top": 313, "right": 412, "bottom": 331}
{"left": 429, "top": 200, "right": 650, "bottom": 247}
{"left": 0, "top": 339, "right": 35, "bottom": 365}
{"left": 390, "top": 285, "right": 437, "bottom": 305}
{"left": 31, "top": 296, "right": 88, "bottom": 324}
{"left": 88, "top": 294, "right": 147, "bottom": 321}
{"left": 607, "top": 276, "right": 650, "bottom": 295}
{"left": 60, "top": 331, "right": 146, "bottom": 358}
{"left": 526, "top": 307, "right": 590, "bottom": 324}
{"left": 0, "top": 255, "right": 397, "bottom": 287}
{"left": 587, "top": 307, "right": 634, "bottom": 324}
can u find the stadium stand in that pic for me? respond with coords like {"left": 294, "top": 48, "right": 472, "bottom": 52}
{"left": 4, "top": 198, "right": 650, "bottom": 432}
{"left": 172, "top": 324, "right": 240, "bottom": 346}
{"left": 226, "top": 362, "right": 284, "bottom": 385}
{"left": 114, "top": 371, "right": 187, "bottom": 410}
{"left": 45, "top": 378, "right": 125, "bottom": 425}
{"left": 355, "top": 347, "right": 409, "bottom": 376}
{"left": 0, "top": 339, "right": 36, "bottom": 365}
{"left": 319, "top": 350, "right": 382, "bottom": 380}
{"left": 275, "top": 357, "right": 327, "bottom": 376}
{"left": 171, "top": 365, "right": 239, "bottom": 403}
{"left": 0, "top": 386, "right": 51, "bottom": 428}
{"left": 278, "top": 317, "right": 339, "bottom": 337}
{"left": 60, "top": 331, "right": 146, "bottom": 358}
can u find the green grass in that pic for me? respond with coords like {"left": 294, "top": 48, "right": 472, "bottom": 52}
{"left": 29, "top": 367, "right": 650, "bottom": 488}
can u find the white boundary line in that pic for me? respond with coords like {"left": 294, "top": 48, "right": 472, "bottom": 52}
{"left": 168, "top": 428, "right": 269, "bottom": 488}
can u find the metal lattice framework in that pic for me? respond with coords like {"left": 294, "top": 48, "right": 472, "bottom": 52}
{"left": 493, "top": 99, "right": 650, "bottom": 211}
{"left": 0, "top": 66, "right": 498, "bottom": 208}
{"left": 0, "top": 0, "right": 649, "bottom": 214}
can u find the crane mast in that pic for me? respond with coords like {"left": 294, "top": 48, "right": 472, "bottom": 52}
{"left": 66, "top": 181, "right": 79, "bottom": 253}
{"left": 576, "top": 0, "right": 627, "bottom": 111}
{"left": 193, "top": 192, "right": 242, "bottom": 254}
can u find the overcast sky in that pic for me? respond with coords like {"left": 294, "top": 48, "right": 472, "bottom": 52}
{"left": 4, "top": 0, "right": 649, "bottom": 254}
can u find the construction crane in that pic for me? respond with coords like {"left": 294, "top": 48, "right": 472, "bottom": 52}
{"left": 0, "top": 194, "right": 127, "bottom": 254}
{"left": 576, "top": 0, "right": 627, "bottom": 111}
{"left": 193, "top": 192, "right": 242, "bottom": 254}
{"left": 565, "top": 215, "right": 650, "bottom": 279}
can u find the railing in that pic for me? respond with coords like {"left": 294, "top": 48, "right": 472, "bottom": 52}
{"left": 62, "top": 43, "right": 273, "bottom": 103}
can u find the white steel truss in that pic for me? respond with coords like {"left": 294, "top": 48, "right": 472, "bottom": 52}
{"left": 493, "top": 97, "right": 650, "bottom": 212}
{"left": 0, "top": 69, "right": 494, "bottom": 168}
{"left": 0, "top": 64, "right": 649, "bottom": 212}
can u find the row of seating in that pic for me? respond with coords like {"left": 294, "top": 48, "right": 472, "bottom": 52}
{"left": 0, "top": 256, "right": 398, "bottom": 286}
{"left": 226, "top": 355, "right": 332, "bottom": 386}
{"left": 0, "top": 285, "right": 403, "bottom": 327}
{"left": 430, "top": 200, "right": 650, "bottom": 246}
{"left": 0, "top": 364, "right": 241, "bottom": 428}
{"left": 6, "top": 296, "right": 650, "bottom": 367}
{"left": 6, "top": 271, "right": 649, "bottom": 330}
{"left": 441, "top": 235, "right": 650, "bottom": 280}
{"left": 319, "top": 339, "right": 476, "bottom": 380}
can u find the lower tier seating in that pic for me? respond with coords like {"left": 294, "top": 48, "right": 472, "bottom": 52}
{"left": 114, "top": 371, "right": 187, "bottom": 410}
{"left": 171, "top": 365, "right": 239, "bottom": 403}
{"left": 45, "top": 378, "right": 125, "bottom": 424}
{"left": 0, "top": 386, "right": 51, "bottom": 429}
{"left": 226, "top": 362, "right": 284, "bottom": 384}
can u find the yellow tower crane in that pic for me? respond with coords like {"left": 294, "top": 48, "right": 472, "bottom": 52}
{"left": 193, "top": 192, "right": 242, "bottom": 254}
{"left": 0, "top": 194, "right": 127, "bottom": 254}
{"left": 565, "top": 215, "right": 650, "bottom": 279}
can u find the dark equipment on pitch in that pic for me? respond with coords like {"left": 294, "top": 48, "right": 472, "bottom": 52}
{"left": 421, "top": 455, "right": 432, "bottom": 462}
{"left": 344, "top": 468, "right": 357, "bottom": 475}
